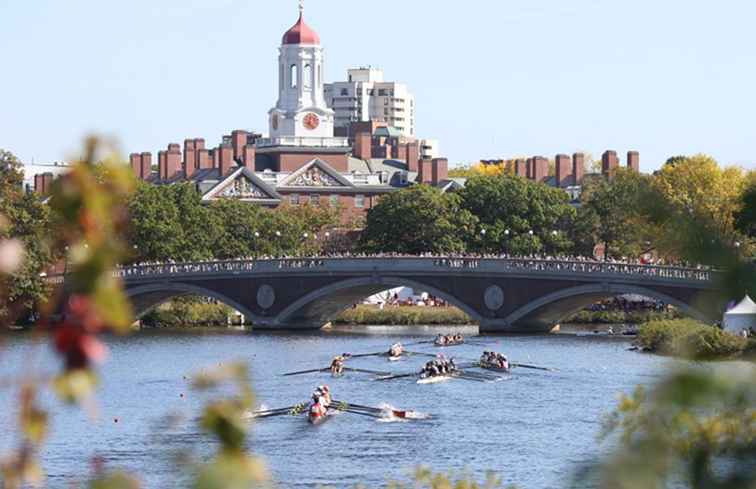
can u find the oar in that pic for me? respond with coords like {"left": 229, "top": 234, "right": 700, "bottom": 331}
{"left": 332, "top": 400, "right": 411, "bottom": 419}
{"left": 374, "top": 372, "right": 419, "bottom": 381}
{"left": 342, "top": 367, "right": 392, "bottom": 376}
{"left": 282, "top": 367, "right": 330, "bottom": 376}
{"left": 339, "top": 408, "right": 382, "bottom": 418}
{"left": 454, "top": 362, "right": 481, "bottom": 369}
{"left": 453, "top": 369, "right": 500, "bottom": 380}
{"left": 404, "top": 351, "right": 437, "bottom": 358}
{"left": 402, "top": 340, "right": 434, "bottom": 347}
{"left": 346, "top": 352, "right": 385, "bottom": 358}
{"left": 250, "top": 403, "right": 308, "bottom": 418}
{"left": 451, "top": 372, "right": 497, "bottom": 383}
{"left": 512, "top": 362, "right": 555, "bottom": 372}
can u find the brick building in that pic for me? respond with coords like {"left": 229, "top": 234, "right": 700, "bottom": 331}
{"left": 487, "top": 150, "right": 640, "bottom": 202}
{"left": 120, "top": 4, "right": 451, "bottom": 222}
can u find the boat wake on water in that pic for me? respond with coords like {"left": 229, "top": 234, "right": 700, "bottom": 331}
{"left": 375, "top": 403, "right": 430, "bottom": 422}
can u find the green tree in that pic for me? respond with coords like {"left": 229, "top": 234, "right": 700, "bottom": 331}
{"left": 577, "top": 169, "right": 656, "bottom": 259}
{"left": 648, "top": 154, "right": 747, "bottom": 265}
{"left": 359, "top": 185, "right": 477, "bottom": 254}
{"left": 127, "top": 183, "right": 186, "bottom": 262}
{"left": 735, "top": 172, "right": 755, "bottom": 241}
{"left": 458, "top": 175, "right": 575, "bottom": 255}
{"left": 170, "top": 183, "right": 220, "bottom": 262}
{"left": 0, "top": 150, "right": 55, "bottom": 321}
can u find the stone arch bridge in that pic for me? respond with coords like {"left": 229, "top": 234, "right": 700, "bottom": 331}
{"left": 102, "top": 257, "right": 723, "bottom": 333}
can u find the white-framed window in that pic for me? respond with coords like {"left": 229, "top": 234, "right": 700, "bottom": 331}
{"left": 355, "top": 194, "right": 365, "bottom": 209}
{"left": 310, "top": 194, "right": 320, "bottom": 206}
{"left": 290, "top": 64, "right": 298, "bottom": 88}
{"left": 290, "top": 193, "right": 299, "bottom": 205}
{"left": 303, "top": 64, "right": 312, "bottom": 90}
{"left": 330, "top": 194, "right": 339, "bottom": 206}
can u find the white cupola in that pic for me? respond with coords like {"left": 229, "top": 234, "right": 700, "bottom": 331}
{"left": 268, "top": 1, "right": 335, "bottom": 141}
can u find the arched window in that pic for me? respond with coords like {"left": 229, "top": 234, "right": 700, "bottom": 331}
{"left": 303, "top": 64, "right": 312, "bottom": 90}
{"left": 279, "top": 63, "right": 284, "bottom": 91}
{"left": 290, "top": 64, "right": 298, "bottom": 89}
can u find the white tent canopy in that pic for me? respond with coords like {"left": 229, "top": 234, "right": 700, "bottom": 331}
{"left": 722, "top": 295, "right": 756, "bottom": 334}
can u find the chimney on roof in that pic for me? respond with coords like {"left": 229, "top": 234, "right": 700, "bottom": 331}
{"left": 242, "top": 145, "right": 256, "bottom": 170}
{"left": 231, "top": 130, "right": 247, "bottom": 162}
{"left": 572, "top": 153, "right": 585, "bottom": 185}
{"left": 129, "top": 153, "right": 141, "bottom": 178}
{"left": 353, "top": 131, "right": 372, "bottom": 160}
{"left": 407, "top": 141, "right": 420, "bottom": 173}
{"left": 184, "top": 139, "right": 196, "bottom": 178}
{"left": 158, "top": 151, "right": 167, "bottom": 180}
{"left": 431, "top": 158, "right": 448, "bottom": 185}
{"left": 532, "top": 156, "right": 548, "bottom": 183}
{"left": 218, "top": 144, "right": 234, "bottom": 176}
{"left": 555, "top": 154, "right": 572, "bottom": 188}
{"left": 140, "top": 152, "right": 152, "bottom": 180}
{"left": 166, "top": 144, "right": 182, "bottom": 179}
{"left": 602, "top": 150, "right": 619, "bottom": 178}
{"left": 41, "top": 173, "right": 53, "bottom": 194}
{"left": 514, "top": 159, "right": 527, "bottom": 177}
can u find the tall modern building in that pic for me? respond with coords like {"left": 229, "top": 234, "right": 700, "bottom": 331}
{"left": 325, "top": 68, "right": 416, "bottom": 138}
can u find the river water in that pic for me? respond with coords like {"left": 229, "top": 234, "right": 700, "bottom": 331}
{"left": 0, "top": 326, "right": 677, "bottom": 489}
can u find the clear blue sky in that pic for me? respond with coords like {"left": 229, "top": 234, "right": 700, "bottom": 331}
{"left": 1, "top": 0, "right": 755, "bottom": 172}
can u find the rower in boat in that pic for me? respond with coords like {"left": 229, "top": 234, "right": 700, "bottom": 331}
{"left": 308, "top": 391, "right": 329, "bottom": 424}
{"left": 419, "top": 355, "right": 457, "bottom": 379}
{"left": 388, "top": 342, "right": 404, "bottom": 359}
{"left": 315, "top": 385, "right": 331, "bottom": 406}
{"left": 434, "top": 333, "right": 464, "bottom": 346}
{"left": 330, "top": 355, "right": 345, "bottom": 375}
{"left": 307, "top": 384, "right": 333, "bottom": 424}
{"left": 480, "top": 351, "right": 510, "bottom": 372}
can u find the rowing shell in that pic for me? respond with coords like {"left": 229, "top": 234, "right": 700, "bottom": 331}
{"left": 434, "top": 340, "right": 464, "bottom": 347}
{"left": 308, "top": 410, "right": 334, "bottom": 425}
{"left": 388, "top": 355, "right": 402, "bottom": 362}
{"left": 479, "top": 362, "right": 511, "bottom": 373}
{"left": 416, "top": 374, "right": 454, "bottom": 384}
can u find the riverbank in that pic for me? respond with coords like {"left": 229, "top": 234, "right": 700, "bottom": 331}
{"left": 635, "top": 318, "right": 756, "bottom": 360}
{"left": 114, "top": 300, "right": 682, "bottom": 329}
{"left": 333, "top": 305, "right": 473, "bottom": 326}
{"left": 140, "top": 300, "right": 236, "bottom": 328}
{"left": 563, "top": 308, "right": 681, "bottom": 324}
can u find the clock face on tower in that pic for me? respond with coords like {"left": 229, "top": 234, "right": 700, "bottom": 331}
{"left": 303, "top": 113, "right": 320, "bottom": 130}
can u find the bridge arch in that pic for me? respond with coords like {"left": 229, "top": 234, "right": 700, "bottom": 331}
{"left": 503, "top": 283, "right": 711, "bottom": 330}
{"left": 125, "top": 282, "right": 263, "bottom": 323}
{"left": 275, "top": 276, "right": 484, "bottom": 328}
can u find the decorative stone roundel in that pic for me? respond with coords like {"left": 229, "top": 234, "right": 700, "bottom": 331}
{"left": 484, "top": 285, "right": 504, "bottom": 311}
{"left": 257, "top": 285, "right": 276, "bottom": 309}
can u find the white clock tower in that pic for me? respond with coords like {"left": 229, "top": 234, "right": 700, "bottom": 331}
{"left": 268, "top": 2, "right": 335, "bottom": 142}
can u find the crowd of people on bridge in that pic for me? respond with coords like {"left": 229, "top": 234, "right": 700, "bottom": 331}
{"left": 586, "top": 297, "right": 672, "bottom": 313}
{"left": 114, "top": 252, "right": 713, "bottom": 281}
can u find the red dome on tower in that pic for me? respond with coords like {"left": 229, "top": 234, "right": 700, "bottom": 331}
{"left": 282, "top": 13, "right": 320, "bottom": 45}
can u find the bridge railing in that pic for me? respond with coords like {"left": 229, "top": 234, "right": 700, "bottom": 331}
{"left": 432, "top": 258, "right": 712, "bottom": 281}
{"left": 106, "top": 257, "right": 714, "bottom": 283}
{"left": 112, "top": 258, "right": 327, "bottom": 278}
